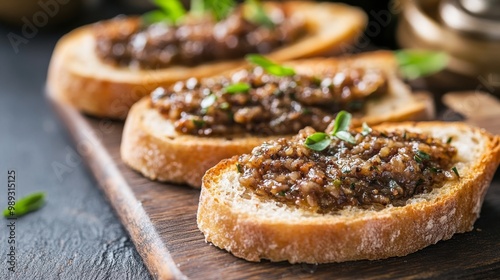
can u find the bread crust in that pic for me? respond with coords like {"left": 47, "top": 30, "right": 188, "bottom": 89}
{"left": 197, "top": 122, "right": 500, "bottom": 263}
{"left": 120, "top": 51, "right": 430, "bottom": 188}
{"left": 46, "top": 1, "right": 367, "bottom": 119}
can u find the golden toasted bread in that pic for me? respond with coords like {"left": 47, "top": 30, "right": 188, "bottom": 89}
{"left": 197, "top": 122, "right": 500, "bottom": 263}
{"left": 47, "top": 1, "right": 367, "bottom": 119}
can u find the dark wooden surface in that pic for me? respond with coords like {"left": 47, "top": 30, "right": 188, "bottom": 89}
{"left": 0, "top": 3, "right": 152, "bottom": 280}
{"left": 49, "top": 92, "right": 500, "bottom": 280}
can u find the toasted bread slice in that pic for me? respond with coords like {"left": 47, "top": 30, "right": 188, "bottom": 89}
{"left": 197, "top": 122, "right": 500, "bottom": 263}
{"left": 121, "top": 51, "right": 430, "bottom": 188}
{"left": 46, "top": 1, "right": 366, "bottom": 119}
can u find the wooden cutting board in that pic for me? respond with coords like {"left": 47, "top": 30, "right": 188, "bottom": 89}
{"left": 49, "top": 95, "right": 500, "bottom": 280}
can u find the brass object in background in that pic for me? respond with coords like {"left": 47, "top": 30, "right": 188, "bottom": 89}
{"left": 397, "top": 0, "right": 500, "bottom": 88}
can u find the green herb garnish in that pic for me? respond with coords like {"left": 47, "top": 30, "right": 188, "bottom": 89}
{"left": 201, "top": 0, "right": 235, "bottom": 21}
{"left": 332, "top": 111, "right": 351, "bottom": 135}
{"left": 244, "top": 0, "right": 274, "bottom": 28}
{"left": 246, "top": 54, "right": 296, "bottom": 77}
{"left": 304, "top": 111, "right": 356, "bottom": 151}
{"left": 429, "top": 167, "right": 441, "bottom": 173}
{"left": 446, "top": 136, "right": 453, "bottom": 144}
{"left": 302, "top": 108, "right": 312, "bottom": 115}
{"left": 143, "top": 0, "right": 187, "bottom": 24}
{"left": 3, "top": 192, "right": 45, "bottom": 218}
{"left": 335, "top": 131, "right": 356, "bottom": 144}
{"left": 236, "top": 163, "right": 243, "bottom": 173}
{"left": 192, "top": 119, "right": 206, "bottom": 128}
{"left": 304, "top": 132, "right": 331, "bottom": 151}
{"left": 414, "top": 150, "right": 430, "bottom": 163}
{"left": 361, "top": 122, "right": 372, "bottom": 136}
{"left": 452, "top": 166, "right": 460, "bottom": 177}
{"left": 225, "top": 82, "right": 251, "bottom": 94}
{"left": 395, "top": 50, "right": 448, "bottom": 80}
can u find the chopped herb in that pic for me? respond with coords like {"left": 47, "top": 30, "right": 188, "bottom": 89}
{"left": 244, "top": 0, "right": 274, "bottom": 28}
{"left": 277, "top": 191, "right": 286, "bottom": 196}
{"left": 200, "top": 94, "right": 217, "bottom": 109}
{"left": 246, "top": 54, "right": 296, "bottom": 77}
{"left": 312, "top": 76, "right": 321, "bottom": 86}
{"left": 429, "top": 167, "right": 441, "bottom": 173}
{"left": 301, "top": 108, "right": 312, "bottom": 115}
{"left": 333, "top": 179, "right": 342, "bottom": 187}
{"left": 236, "top": 163, "right": 243, "bottom": 173}
{"left": 361, "top": 122, "right": 372, "bottom": 136}
{"left": 350, "top": 183, "right": 355, "bottom": 190}
{"left": 417, "top": 150, "right": 430, "bottom": 160}
{"left": 446, "top": 136, "right": 453, "bottom": 144}
{"left": 380, "top": 132, "right": 388, "bottom": 138}
{"left": 304, "top": 132, "right": 331, "bottom": 151}
{"left": 3, "top": 192, "right": 45, "bottom": 218}
{"left": 225, "top": 82, "right": 251, "bottom": 94}
{"left": 403, "top": 131, "right": 407, "bottom": 140}
{"left": 395, "top": 49, "right": 448, "bottom": 80}
{"left": 414, "top": 150, "right": 430, "bottom": 163}
{"left": 452, "top": 166, "right": 460, "bottom": 177}
{"left": 192, "top": 119, "right": 206, "bottom": 128}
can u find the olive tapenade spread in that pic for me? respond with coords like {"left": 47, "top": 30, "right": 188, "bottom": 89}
{"left": 151, "top": 67, "right": 387, "bottom": 136}
{"left": 94, "top": 6, "right": 304, "bottom": 69}
{"left": 237, "top": 127, "right": 458, "bottom": 213}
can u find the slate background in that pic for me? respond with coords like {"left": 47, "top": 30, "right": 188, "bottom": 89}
{"left": 0, "top": 1, "right": 152, "bottom": 279}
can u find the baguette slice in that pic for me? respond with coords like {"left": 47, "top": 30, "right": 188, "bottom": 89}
{"left": 197, "top": 122, "right": 500, "bottom": 263}
{"left": 46, "top": 1, "right": 366, "bottom": 119}
{"left": 121, "top": 51, "right": 430, "bottom": 188}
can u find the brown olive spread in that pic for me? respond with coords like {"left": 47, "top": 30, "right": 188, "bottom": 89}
{"left": 94, "top": 6, "right": 304, "bottom": 69}
{"left": 237, "top": 127, "right": 458, "bottom": 213}
{"left": 151, "top": 67, "right": 387, "bottom": 136}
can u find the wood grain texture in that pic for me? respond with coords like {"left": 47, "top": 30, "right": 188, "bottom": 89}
{"left": 49, "top": 96, "right": 500, "bottom": 280}
{"left": 443, "top": 91, "right": 500, "bottom": 134}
